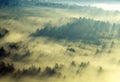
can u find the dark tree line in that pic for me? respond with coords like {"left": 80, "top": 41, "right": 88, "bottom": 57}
{"left": 0, "top": 28, "right": 9, "bottom": 38}
{"left": 14, "top": 63, "right": 62, "bottom": 78}
{"left": 0, "top": 0, "right": 67, "bottom": 7}
{"left": 31, "top": 18, "right": 120, "bottom": 45}
{"left": 0, "top": 61, "right": 14, "bottom": 76}
{"left": 0, "top": 0, "right": 20, "bottom": 6}
{"left": 0, "top": 46, "right": 10, "bottom": 58}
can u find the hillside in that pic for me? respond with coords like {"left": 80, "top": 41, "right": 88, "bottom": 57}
{"left": 0, "top": 1, "right": 120, "bottom": 82}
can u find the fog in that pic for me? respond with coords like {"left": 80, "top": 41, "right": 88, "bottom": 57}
{"left": 0, "top": 1, "right": 120, "bottom": 82}
{"left": 67, "top": 1, "right": 120, "bottom": 11}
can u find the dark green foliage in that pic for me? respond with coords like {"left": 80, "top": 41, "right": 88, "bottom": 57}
{"left": 76, "top": 61, "right": 90, "bottom": 74}
{"left": 0, "top": 61, "right": 15, "bottom": 76}
{"left": 79, "top": 61, "right": 89, "bottom": 68}
{"left": 31, "top": 18, "right": 117, "bottom": 45}
{"left": 0, "top": 0, "right": 78, "bottom": 8}
{"left": 0, "top": 0, "right": 20, "bottom": 7}
{"left": 110, "top": 41, "right": 115, "bottom": 48}
{"left": 14, "top": 64, "right": 62, "bottom": 78}
{"left": 54, "top": 63, "right": 59, "bottom": 69}
{"left": 71, "top": 61, "right": 76, "bottom": 66}
{"left": 95, "top": 48, "right": 100, "bottom": 55}
{"left": 67, "top": 48, "right": 75, "bottom": 52}
{"left": 0, "top": 0, "right": 99, "bottom": 9}
{"left": 0, "top": 46, "right": 10, "bottom": 58}
{"left": 42, "top": 64, "right": 62, "bottom": 77}
{"left": 8, "top": 43, "right": 19, "bottom": 49}
{"left": 0, "top": 28, "right": 9, "bottom": 38}
{"left": 14, "top": 65, "right": 41, "bottom": 77}
{"left": 102, "top": 43, "right": 106, "bottom": 49}
{"left": 44, "top": 66, "right": 56, "bottom": 76}
{"left": 55, "top": 63, "right": 63, "bottom": 70}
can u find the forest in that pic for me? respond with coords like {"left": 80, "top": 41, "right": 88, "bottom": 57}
{"left": 0, "top": 0, "right": 120, "bottom": 82}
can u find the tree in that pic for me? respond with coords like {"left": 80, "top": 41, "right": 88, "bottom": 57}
{"left": 95, "top": 48, "right": 100, "bottom": 55}
{"left": 71, "top": 61, "right": 76, "bottom": 66}
{"left": 98, "top": 66, "right": 103, "bottom": 72}
{"left": 0, "top": 61, "right": 15, "bottom": 75}
{"left": 44, "top": 66, "right": 56, "bottom": 76}
{"left": 110, "top": 41, "right": 114, "bottom": 48}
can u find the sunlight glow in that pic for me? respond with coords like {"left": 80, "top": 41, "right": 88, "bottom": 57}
{"left": 92, "top": 3, "right": 120, "bottom": 11}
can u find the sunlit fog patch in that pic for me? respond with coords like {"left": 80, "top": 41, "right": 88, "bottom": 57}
{"left": 2, "top": 32, "right": 25, "bottom": 43}
{"left": 76, "top": 3, "right": 120, "bottom": 11}
{"left": 1, "top": 0, "right": 120, "bottom": 82}
{"left": 92, "top": 3, "right": 120, "bottom": 11}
